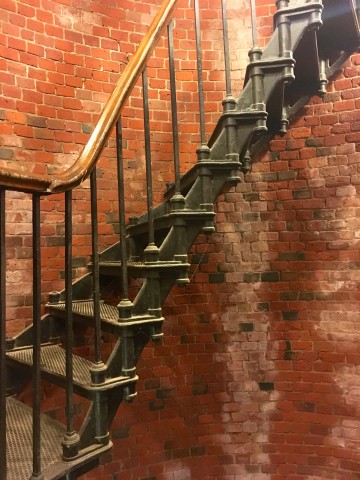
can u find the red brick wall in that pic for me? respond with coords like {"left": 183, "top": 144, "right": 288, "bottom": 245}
{"left": 2, "top": 0, "right": 360, "bottom": 479}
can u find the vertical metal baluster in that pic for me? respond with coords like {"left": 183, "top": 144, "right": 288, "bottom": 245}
{"left": 221, "top": 0, "right": 232, "bottom": 99}
{"left": 90, "top": 170, "right": 106, "bottom": 373}
{"left": 167, "top": 18, "right": 190, "bottom": 279}
{"left": 221, "top": 0, "right": 239, "bottom": 174}
{"left": 30, "top": 194, "right": 43, "bottom": 480}
{"left": 142, "top": 67, "right": 163, "bottom": 330}
{"left": 244, "top": 0, "right": 265, "bottom": 174}
{"left": 89, "top": 170, "right": 108, "bottom": 444}
{"left": 0, "top": 189, "right": 6, "bottom": 480}
{"left": 194, "top": 0, "right": 207, "bottom": 147}
{"left": 250, "top": 0, "right": 258, "bottom": 48}
{"left": 142, "top": 68, "right": 156, "bottom": 248}
{"left": 116, "top": 118, "right": 130, "bottom": 301}
{"left": 167, "top": 21, "right": 183, "bottom": 200}
{"left": 194, "top": 0, "right": 214, "bottom": 234}
{"left": 62, "top": 190, "right": 79, "bottom": 459}
{"left": 90, "top": 170, "right": 102, "bottom": 367}
{"left": 116, "top": 117, "right": 137, "bottom": 403}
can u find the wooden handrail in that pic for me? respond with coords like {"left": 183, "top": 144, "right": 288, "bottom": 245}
{"left": 0, "top": 0, "right": 180, "bottom": 194}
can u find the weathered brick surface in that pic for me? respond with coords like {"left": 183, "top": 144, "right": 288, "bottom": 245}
{"left": 2, "top": 0, "right": 360, "bottom": 479}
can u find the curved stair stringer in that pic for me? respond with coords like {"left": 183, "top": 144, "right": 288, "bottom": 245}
{"left": 131, "top": 0, "right": 325, "bottom": 316}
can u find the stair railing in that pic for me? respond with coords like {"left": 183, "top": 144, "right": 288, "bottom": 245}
{"left": 0, "top": 0, "right": 243, "bottom": 477}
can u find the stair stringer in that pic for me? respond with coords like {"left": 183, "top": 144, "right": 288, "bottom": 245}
{"left": 131, "top": 0, "right": 325, "bottom": 316}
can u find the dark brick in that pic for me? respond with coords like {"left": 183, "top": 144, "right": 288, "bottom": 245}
{"left": 255, "top": 302, "right": 269, "bottom": 312}
{"left": 192, "top": 383, "right": 208, "bottom": 395}
{"left": 148, "top": 399, "right": 165, "bottom": 411}
{"left": 313, "top": 209, "right": 335, "bottom": 220}
{"left": 180, "top": 334, "right": 195, "bottom": 344}
{"left": 279, "top": 252, "right": 305, "bottom": 261}
{"left": 197, "top": 312, "right": 210, "bottom": 323}
{"left": 209, "top": 273, "right": 225, "bottom": 283}
{"left": 280, "top": 291, "right": 298, "bottom": 301}
{"left": 305, "top": 137, "right": 321, "bottom": 147}
{"left": 0, "top": 110, "right": 5, "bottom": 120}
{"left": 82, "top": 123, "right": 92, "bottom": 134}
{"left": 293, "top": 190, "right": 311, "bottom": 199}
{"left": 243, "top": 212, "right": 260, "bottom": 221}
{"left": 190, "top": 446, "right": 206, "bottom": 457}
{"left": 260, "top": 172, "right": 278, "bottom": 182}
{"left": 156, "top": 387, "right": 177, "bottom": 399}
{"left": 191, "top": 253, "right": 208, "bottom": 264}
{"left": 243, "top": 192, "right": 259, "bottom": 202}
{"left": 295, "top": 401, "right": 315, "bottom": 413}
{"left": 261, "top": 271, "right": 280, "bottom": 282}
{"left": 259, "top": 382, "right": 274, "bottom": 391}
{"left": 0, "top": 148, "right": 14, "bottom": 160}
{"left": 278, "top": 170, "right": 297, "bottom": 181}
{"left": 284, "top": 340, "right": 293, "bottom": 360}
{"left": 173, "top": 448, "right": 189, "bottom": 459}
{"left": 299, "top": 291, "right": 314, "bottom": 301}
{"left": 27, "top": 115, "right": 47, "bottom": 128}
{"left": 72, "top": 257, "right": 87, "bottom": 268}
{"left": 144, "top": 378, "right": 160, "bottom": 390}
{"left": 239, "top": 322, "right": 254, "bottom": 332}
{"left": 282, "top": 310, "right": 299, "bottom": 321}
{"left": 243, "top": 272, "right": 260, "bottom": 283}
{"left": 46, "top": 236, "right": 65, "bottom": 247}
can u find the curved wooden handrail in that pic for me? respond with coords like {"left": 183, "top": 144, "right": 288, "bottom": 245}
{"left": 0, "top": 0, "right": 180, "bottom": 194}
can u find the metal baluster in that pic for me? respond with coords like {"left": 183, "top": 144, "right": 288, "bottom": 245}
{"left": 142, "top": 67, "right": 163, "bottom": 331}
{"left": 90, "top": 170, "right": 105, "bottom": 373}
{"left": 115, "top": 118, "right": 136, "bottom": 403}
{"left": 62, "top": 190, "right": 79, "bottom": 459}
{"left": 276, "top": 0, "right": 291, "bottom": 58}
{"left": 250, "top": 0, "right": 258, "bottom": 48}
{"left": 221, "top": 0, "right": 239, "bottom": 181}
{"left": 194, "top": 0, "right": 214, "bottom": 234}
{"left": 221, "top": 0, "right": 232, "bottom": 99}
{"left": 89, "top": 170, "right": 108, "bottom": 444}
{"left": 30, "top": 194, "right": 43, "bottom": 480}
{"left": 167, "top": 21, "right": 183, "bottom": 202}
{"left": 116, "top": 118, "right": 130, "bottom": 302}
{"left": 167, "top": 18, "right": 191, "bottom": 276}
{"left": 142, "top": 68, "right": 156, "bottom": 249}
{"left": 0, "top": 189, "right": 6, "bottom": 480}
{"left": 194, "top": 0, "right": 207, "bottom": 148}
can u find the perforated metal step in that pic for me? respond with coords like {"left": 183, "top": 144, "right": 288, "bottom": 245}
{"left": 50, "top": 300, "right": 119, "bottom": 322}
{"left": 7, "top": 344, "right": 93, "bottom": 386}
{"left": 6, "top": 397, "right": 111, "bottom": 480}
{"left": 47, "top": 300, "right": 164, "bottom": 330}
{"left": 6, "top": 397, "right": 64, "bottom": 480}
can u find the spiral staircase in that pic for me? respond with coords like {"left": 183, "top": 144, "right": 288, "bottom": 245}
{"left": 1, "top": 0, "right": 359, "bottom": 478}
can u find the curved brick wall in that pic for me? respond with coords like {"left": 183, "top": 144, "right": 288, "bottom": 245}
{"left": 2, "top": 0, "right": 360, "bottom": 479}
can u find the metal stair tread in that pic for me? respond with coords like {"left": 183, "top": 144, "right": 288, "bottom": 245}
{"left": 49, "top": 300, "right": 119, "bottom": 323}
{"left": 7, "top": 344, "right": 93, "bottom": 386}
{"left": 6, "top": 397, "right": 64, "bottom": 480}
{"left": 48, "top": 300, "right": 162, "bottom": 326}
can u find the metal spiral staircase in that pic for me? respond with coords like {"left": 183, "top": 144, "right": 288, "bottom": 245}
{"left": 1, "top": 0, "right": 359, "bottom": 478}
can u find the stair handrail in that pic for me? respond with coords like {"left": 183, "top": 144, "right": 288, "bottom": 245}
{"left": 0, "top": 0, "right": 180, "bottom": 194}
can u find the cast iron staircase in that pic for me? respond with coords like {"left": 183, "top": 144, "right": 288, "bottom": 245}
{"left": 1, "top": 0, "right": 359, "bottom": 478}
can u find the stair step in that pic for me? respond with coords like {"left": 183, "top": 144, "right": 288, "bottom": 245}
{"left": 7, "top": 344, "right": 93, "bottom": 386}
{"left": 7, "top": 343, "right": 135, "bottom": 396}
{"left": 47, "top": 300, "right": 164, "bottom": 332}
{"left": 96, "top": 260, "right": 190, "bottom": 277}
{"left": 6, "top": 397, "right": 110, "bottom": 480}
{"left": 7, "top": 397, "right": 63, "bottom": 480}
